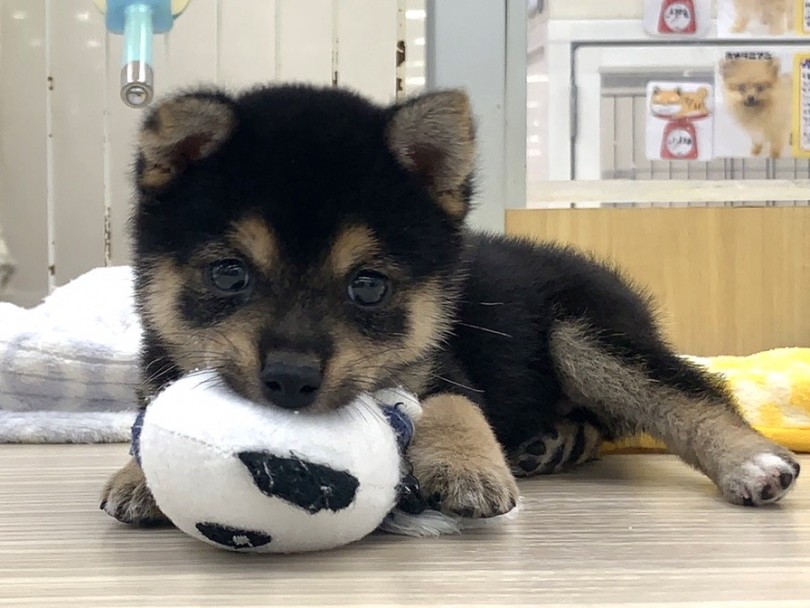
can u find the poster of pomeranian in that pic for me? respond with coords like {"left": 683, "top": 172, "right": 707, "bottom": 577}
{"left": 714, "top": 49, "right": 794, "bottom": 158}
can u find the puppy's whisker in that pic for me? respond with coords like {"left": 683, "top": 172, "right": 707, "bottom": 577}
{"left": 455, "top": 321, "right": 513, "bottom": 339}
{"left": 457, "top": 300, "right": 506, "bottom": 306}
{"left": 434, "top": 375, "right": 485, "bottom": 394}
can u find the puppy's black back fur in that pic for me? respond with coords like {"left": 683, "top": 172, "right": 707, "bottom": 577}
{"left": 445, "top": 234, "right": 728, "bottom": 449}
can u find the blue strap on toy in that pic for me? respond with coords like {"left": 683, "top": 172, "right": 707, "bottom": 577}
{"left": 130, "top": 408, "right": 145, "bottom": 466}
{"left": 380, "top": 403, "right": 416, "bottom": 452}
{"left": 380, "top": 401, "right": 427, "bottom": 515}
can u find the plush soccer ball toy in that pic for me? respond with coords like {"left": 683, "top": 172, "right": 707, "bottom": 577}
{"left": 132, "top": 371, "right": 429, "bottom": 553}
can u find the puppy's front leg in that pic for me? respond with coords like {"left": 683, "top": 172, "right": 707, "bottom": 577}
{"left": 100, "top": 458, "right": 170, "bottom": 526}
{"left": 408, "top": 393, "right": 519, "bottom": 518}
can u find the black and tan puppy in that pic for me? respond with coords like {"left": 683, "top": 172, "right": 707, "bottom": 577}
{"left": 102, "top": 85, "right": 799, "bottom": 525}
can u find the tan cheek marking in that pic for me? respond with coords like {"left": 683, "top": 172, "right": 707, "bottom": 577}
{"left": 322, "top": 281, "right": 449, "bottom": 393}
{"left": 228, "top": 216, "right": 278, "bottom": 273}
{"left": 323, "top": 324, "right": 389, "bottom": 395}
{"left": 404, "top": 281, "right": 450, "bottom": 359}
{"left": 328, "top": 225, "right": 380, "bottom": 277}
{"left": 141, "top": 257, "right": 187, "bottom": 346}
{"left": 140, "top": 256, "right": 263, "bottom": 386}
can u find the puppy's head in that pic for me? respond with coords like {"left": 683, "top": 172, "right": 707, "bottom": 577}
{"left": 720, "top": 57, "right": 781, "bottom": 109}
{"left": 132, "top": 86, "right": 476, "bottom": 411}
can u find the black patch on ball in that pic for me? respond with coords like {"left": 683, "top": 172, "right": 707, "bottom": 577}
{"left": 238, "top": 451, "right": 359, "bottom": 514}
{"left": 195, "top": 522, "right": 272, "bottom": 549}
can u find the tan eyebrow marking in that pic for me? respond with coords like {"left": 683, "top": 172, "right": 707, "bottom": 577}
{"left": 328, "top": 225, "right": 380, "bottom": 276}
{"left": 228, "top": 215, "right": 279, "bottom": 273}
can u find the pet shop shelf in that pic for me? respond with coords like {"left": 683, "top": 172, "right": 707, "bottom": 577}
{"left": 543, "top": 18, "right": 810, "bottom": 190}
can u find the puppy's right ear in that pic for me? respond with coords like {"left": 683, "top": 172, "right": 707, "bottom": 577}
{"left": 136, "top": 91, "right": 237, "bottom": 190}
{"left": 719, "top": 59, "right": 736, "bottom": 80}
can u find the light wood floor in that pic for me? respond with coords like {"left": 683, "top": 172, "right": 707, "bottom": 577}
{"left": 1, "top": 445, "right": 809, "bottom": 607}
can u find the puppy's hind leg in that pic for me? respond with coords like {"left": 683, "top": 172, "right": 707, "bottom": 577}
{"left": 509, "top": 415, "right": 603, "bottom": 477}
{"left": 549, "top": 320, "right": 800, "bottom": 506}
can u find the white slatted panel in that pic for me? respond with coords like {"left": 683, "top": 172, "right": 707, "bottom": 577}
{"left": 275, "top": 0, "right": 333, "bottom": 84}
{"left": 164, "top": 0, "right": 217, "bottom": 86}
{"left": 49, "top": 1, "right": 107, "bottom": 286}
{"left": 217, "top": 0, "right": 275, "bottom": 88}
{"left": 336, "top": 0, "right": 397, "bottom": 102}
{"left": 0, "top": 0, "right": 425, "bottom": 306}
{"left": 0, "top": 2, "right": 49, "bottom": 307}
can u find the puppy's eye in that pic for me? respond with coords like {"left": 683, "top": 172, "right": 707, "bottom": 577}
{"left": 206, "top": 259, "right": 251, "bottom": 295}
{"left": 737, "top": 84, "right": 747, "bottom": 93}
{"left": 755, "top": 84, "right": 765, "bottom": 93}
{"left": 347, "top": 270, "right": 390, "bottom": 307}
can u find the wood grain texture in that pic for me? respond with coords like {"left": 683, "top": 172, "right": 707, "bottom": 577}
{"left": 505, "top": 207, "right": 810, "bottom": 356}
{"left": 1, "top": 445, "right": 808, "bottom": 607}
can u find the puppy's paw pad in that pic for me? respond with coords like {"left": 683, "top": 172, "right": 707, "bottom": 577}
{"left": 721, "top": 452, "right": 800, "bottom": 507}
{"left": 101, "top": 471, "right": 169, "bottom": 526}
{"left": 510, "top": 422, "right": 601, "bottom": 477}
{"left": 420, "top": 463, "right": 519, "bottom": 519}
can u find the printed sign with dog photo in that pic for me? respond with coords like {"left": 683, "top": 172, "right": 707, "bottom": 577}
{"left": 793, "top": 52, "right": 810, "bottom": 157}
{"left": 714, "top": 50, "right": 794, "bottom": 158}
{"left": 642, "top": 0, "right": 711, "bottom": 37}
{"left": 717, "top": 0, "right": 805, "bottom": 37}
{"left": 801, "top": 0, "right": 810, "bottom": 34}
{"left": 645, "top": 82, "right": 714, "bottom": 161}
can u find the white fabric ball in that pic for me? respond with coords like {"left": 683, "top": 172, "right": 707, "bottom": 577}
{"left": 138, "top": 371, "right": 418, "bottom": 553}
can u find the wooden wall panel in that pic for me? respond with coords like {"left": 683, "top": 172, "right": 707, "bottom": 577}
{"left": 505, "top": 208, "right": 810, "bottom": 356}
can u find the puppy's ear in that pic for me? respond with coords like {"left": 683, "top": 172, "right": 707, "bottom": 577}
{"left": 137, "top": 90, "right": 237, "bottom": 190}
{"left": 719, "top": 59, "right": 735, "bottom": 80}
{"left": 386, "top": 90, "right": 475, "bottom": 219}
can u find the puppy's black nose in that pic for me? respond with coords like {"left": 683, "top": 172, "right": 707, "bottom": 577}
{"left": 260, "top": 360, "right": 322, "bottom": 410}
{"left": 745, "top": 95, "right": 758, "bottom": 106}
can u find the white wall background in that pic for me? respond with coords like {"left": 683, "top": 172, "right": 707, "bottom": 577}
{"left": 0, "top": 0, "right": 426, "bottom": 306}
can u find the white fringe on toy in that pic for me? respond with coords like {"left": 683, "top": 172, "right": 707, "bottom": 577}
{"left": 379, "top": 500, "right": 522, "bottom": 537}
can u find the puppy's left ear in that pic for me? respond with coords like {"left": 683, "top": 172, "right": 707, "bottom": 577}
{"left": 386, "top": 90, "right": 475, "bottom": 220}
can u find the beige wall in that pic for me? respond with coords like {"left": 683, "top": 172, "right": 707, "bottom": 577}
{"left": 506, "top": 207, "right": 810, "bottom": 356}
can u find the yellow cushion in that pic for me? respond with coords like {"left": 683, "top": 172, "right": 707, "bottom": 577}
{"left": 602, "top": 348, "right": 810, "bottom": 454}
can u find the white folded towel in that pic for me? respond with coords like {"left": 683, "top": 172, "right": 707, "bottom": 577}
{"left": 0, "top": 266, "right": 141, "bottom": 442}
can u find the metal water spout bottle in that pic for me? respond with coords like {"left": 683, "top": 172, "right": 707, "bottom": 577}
{"left": 93, "top": 0, "right": 191, "bottom": 108}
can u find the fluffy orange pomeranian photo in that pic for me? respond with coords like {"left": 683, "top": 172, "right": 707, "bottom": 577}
{"left": 720, "top": 56, "right": 792, "bottom": 158}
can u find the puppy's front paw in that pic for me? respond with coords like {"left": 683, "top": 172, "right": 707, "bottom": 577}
{"left": 414, "top": 457, "right": 519, "bottom": 518}
{"left": 720, "top": 451, "right": 800, "bottom": 506}
{"left": 100, "top": 459, "right": 170, "bottom": 526}
{"left": 408, "top": 393, "right": 519, "bottom": 518}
